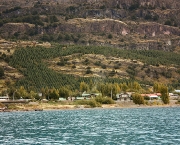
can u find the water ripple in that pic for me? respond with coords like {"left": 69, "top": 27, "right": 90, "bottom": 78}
{"left": 0, "top": 107, "right": 180, "bottom": 144}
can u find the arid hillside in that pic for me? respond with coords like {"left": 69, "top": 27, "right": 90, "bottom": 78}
{"left": 0, "top": 0, "right": 180, "bottom": 50}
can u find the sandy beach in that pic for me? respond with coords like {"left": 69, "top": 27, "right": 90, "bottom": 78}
{"left": 0, "top": 100, "right": 179, "bottom": 112}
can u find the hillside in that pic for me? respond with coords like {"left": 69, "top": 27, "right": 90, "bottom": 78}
{"left": 0, "top": 0, "right": 180, "bottom": 96}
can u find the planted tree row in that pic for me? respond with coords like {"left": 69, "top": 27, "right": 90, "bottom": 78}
{"left": 9, "top": 45, "right": 180, "bottom": 91}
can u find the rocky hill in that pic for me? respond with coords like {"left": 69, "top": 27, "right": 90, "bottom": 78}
{"left": 0, "top": 0, "right": 180, "bottom": 50}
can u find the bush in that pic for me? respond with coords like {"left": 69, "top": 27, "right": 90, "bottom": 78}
{"left": 88, "top": 100, "right": 101, "bottom": 108}
{"left": 95, "top": 96, "right": 114, "bottom": 104}
{"left": 129, "top": 3, "right": 139, "bottom": 11}
{"left": 175, "top": 99, "right": 180, "bottom": 104}
{"left": 74, "top": 99, "right": 101, "bottom": 108}
{"left": 102, "top": 97, "right": 115, "bottom": 104}
{"left": 164, "top": 20, "right": 172, "bottom": 26}
{"left": 108, "top": 34, "right": 113, "bottom": 39}
{"left": 0, "top": 66, "right": 4, "bottom": 78}
{"left": 0, "top": 102, "right": 5, "bottom": 108}
{"left": 101, "top": 64, "right": 106, "bottom": 69}
{"left": 72, "top": 65, "right": 76, "bottom": 69}
{"left": 86, "top": 67, "right": 92, "bottom": 74}
{"left": 144, "top": 96, "right": 150, "bottom": 100}
{"left": 94, "top": 61, "right": 101, "bottom": 66}
{"left": 144, "top": 14, "right": 152, "bottom": 20}
{"left": 132, "top": 93, "right": 144, "bottom": 105}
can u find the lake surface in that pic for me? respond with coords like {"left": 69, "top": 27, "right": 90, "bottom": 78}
{"left": 0, "top": 107, "right": 180, "bottom": 145}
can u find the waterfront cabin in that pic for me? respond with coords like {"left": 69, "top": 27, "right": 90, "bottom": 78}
{"left": 59, "top": 98, "right": 67, "bottom": 101}
{"left": 169, "top": 93, "right": 179, "bottom": 100}
{"left": 116, "top": 93, "right": 131, "bottom": 101}
{"left": 175, "top": 90, "right": 180, "bottom": 93}
{"left": 0, "top": 96, "right": 9, "bottom": 102}
{"left": 76, "top": 92, "right": 100, "bottom": 100}
{"left": 141, "top": 94, "right": 159, "bottom": 100}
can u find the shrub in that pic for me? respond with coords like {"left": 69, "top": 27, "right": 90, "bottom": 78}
{"left": 72, "top": 65, "right": 76, "bottom": 69}
{"left": 114, "top": 65, "right": 120, "bottom": 69}
{"left": 95, "top": 96, "right": 104, "bottom": 104}
{"left": 57, "top": 61, "right": 65, "bottom": 66}
{"left": 132, "top": 93, "right": 144, "bottom": 105}
{"left": 0, "top": 66, "right": 4, "bottom": 78}
{"left": 175, "top": 99, "right": 180, "bottom": 104}
{"left": 129, "top": 3, "right": 139, "bottom": 11}
{"left": 164, "top": 20, "right": 172, "bottom": 26}
{"left": 100, "top": 5, "right": 106, "bottom": 9}
{"left": 86, "top": 67, "right": 92, "bottom": 74}
{"left": 144, "top": 96, "right": 150, "bottom": 100}
{"left": 108, "top": 34, "right": 113, "bottom": 39}
{"left": 88, "top": 100, "right": 101, "bottom": 107}
{"left": 94, "top": 61, "right": 101, "bottom": 66}
{"left": 74, "top": 99, "right": 101, "bottom": 108}
{"left": 0, "top": 102, "right": 5, "bottom": 108}
{"left": 101, "top": 64, "right": 106, "bottom": 69}
{"left": 95, "top": 96, "right": 114, "bottom": 104}
{"left": 102, "top": 97, "right": 115, "bottom": 104}
{"left": 144, "top": 14, "right": 152, "bottom": 20}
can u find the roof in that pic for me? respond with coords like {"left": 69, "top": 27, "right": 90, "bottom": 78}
{"left": 0, "top": 96, "right": 9, "bottom": 99}
{"left": 59, "top": 98, "right": 66, "bottom": 101}
{"left": 82, "top": 93, "right": 91, "bottom": 97}
{"left": 141, "top": 94, "right": 158, "bottom": 98}
{"left": 175, "top": 90, "right": 180, "bottom": 93}
{"left": 82, "top": 93, "right": 100, "bottom": 97}
{"left": 76, "top": 97, "right": 90, "bottom": 100}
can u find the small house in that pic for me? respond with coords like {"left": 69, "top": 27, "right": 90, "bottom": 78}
{"left": 0, "top": 96, "right": 9, "bottom": 102}
{"left": 116, "top": 93, "right": 131, "bottom": 101}
{"left": 76, "top": 92, "right": 100, "bottom": 100}
{"left": 59, "top": 98, "right": 67, "bottom": 101}
{"left": 175, "top": 90, "right": 180, "bottom": 93}
{"left": 169, "top": 93, "right": 179, "bottom": 100}
{"left": 141, "top": 94, "right": 159, "bottom": 100}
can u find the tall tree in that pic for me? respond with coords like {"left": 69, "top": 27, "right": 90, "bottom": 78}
{"left": 160, "top": 85, "right": 169, "bottom": 104}
{"left": 49, "top": 88, "right": 59, "bottom": 100}
{"left": 80, "top": 82, "right": 89, "bottom": 93}
{"left": 0, "top": 66, "right": 4, "bottom": 78}
{"left": 59, "top": 86, "right": 70, "bottom": 99}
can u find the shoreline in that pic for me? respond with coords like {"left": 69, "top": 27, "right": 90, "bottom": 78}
{"left": 1, "top": 102, "right": 180, "bottom": 112}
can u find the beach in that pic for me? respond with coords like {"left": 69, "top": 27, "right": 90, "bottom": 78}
{"left": 0, "top": 100, "right": 179, "bottom": 112}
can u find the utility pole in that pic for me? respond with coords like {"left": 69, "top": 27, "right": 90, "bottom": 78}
{"left": 111, "top": 89, "right": 112, "bottom": 99}
{"left": 13, "top": 90, "right": 17, "bottom": 101}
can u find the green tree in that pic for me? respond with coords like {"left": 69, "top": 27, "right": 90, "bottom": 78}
{"left": 59, "top": 86, "right": 70, "bottom": 99}
{"left": 18, "top": 86, "right": 28, "bottom": 99}
{"left": 153, "top": 82, "right": 162, "bottom": 93}
{"left": 49, "top": 88, "right": 59, "bottom": 100}
{"left": 164, "top": 20, "right": 172, "bottom": 26}
{"left": 108, "top": 34, "right": 113, "bottom": 39}
{"left": 97, "top": 83, "right": 106, "bottom": 96}
{"left": 132, "top": 93, "right": 144, "bottom": 105}
{"left": 112, "top": 83, "right": 120, "bottom": 95}
{"left": 80, "top": 82, "right": 89, "bottom": 92}
{"left": 29, "top": 90, "right": 37, "bottom": 100}
{"left": 0, "top": 66, "right": 4, "bottom": 78}
{"left": 120, "top": 83, "right": 128, "bottom": 92}
{"left": 160, "top": 85, "right": 169, "bottom": 104}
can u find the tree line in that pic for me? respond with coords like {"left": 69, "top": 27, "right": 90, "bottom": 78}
{"left": 8, "top": 45, "right": 180, "bottom": 91}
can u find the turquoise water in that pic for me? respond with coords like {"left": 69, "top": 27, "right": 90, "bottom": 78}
{"left": 0, "top": 107, "right": 180, "bottom": 145}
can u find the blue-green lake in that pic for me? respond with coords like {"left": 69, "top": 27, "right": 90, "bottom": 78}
{"left": 0, "top": 107, "right": 180, "bottom": 144}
